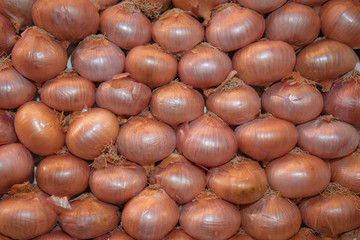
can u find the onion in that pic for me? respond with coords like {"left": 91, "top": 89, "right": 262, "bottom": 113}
{"left": 339, "top": 228, "right": 360, "bottom": 240}
{"left": 163, "top": 228, "right": 195, "bottom": 240}
{"left": 207, "top": 156, "right": 268, "bottom": 205}
{"left": 130, "top": 0, "right": 172, "bottom": 17}
{"left": 290, "top": 0, "right": 327, "bottom": 6}
{"left": 125, "top": 44, "right": 178, "bottom": 88}
{"left": 235, "top": 115, "right": 298, "bottom": 164}
{"left": 11, "top": 27, "right": 68, "bottom": 83}
{"left": 150, "top": 81, "right": 204, "bottom": 127}
{"left": 94, "top": 227, "right": 134, "bottom": 240}
{"left": 96, "top": 75, "right": 151, "bottom": 116}
{"left": 59, "top": 193, "right": 120, "bottom": 239}
{"left": 32, "top": 0, "right": 99, "bottom": 42}
{"left": 40, "top": 71, "right": 96, "bottom": 112}
{"left": 228, "top": 229, "right": 255, "bottom": 240}
{"left": 178, "top": 42, "right": 232, "bottom": 89}
{"left": 33, "top": 227, "right": 74, "bottom": 240}
{"left": 241, "top": 190, "right": 302, "bottom": 240}
{"left": 290, "top": 228, "right": 320, "bottom": 240}
{"left": 261, "top": 72, "right": 323, "bottom": 124}
{"left": 0, "top": 14, "right": 18, "bottom": 55}
{"left": 100, "top": 2, "right": 152, "bottom": 50}
{"left": 236, "top": 0, "right": 287, "bottom": 14}
{"left": 205, "top": 3, "right": 265, "bottom": 52}
{"left": 0, "top": 0, "right": 36, "bottom": 32}
{"left": 297, "top": 115, "right": 359, "bottom": 159}
{"left": 300, "top": 183, "right": 360, "bottom": 237}
{"left": 0, "top": 110, "right": 17, "bottom": 145}
{"left": 232, "top": 40, "right": 296, "bottom": 87}
{"left": 121, "top": 185, "right": 179, "bottom": 240}
{"left": 180, "top": 191, "right": 241, "bottom": 240}
{"left": 90, "top": 0, "right": 120, "bottom": 10}
{"left": 149, "top": 152, "right": 206, "bottom": 204}
{"left": 265, "top": 3, "right": 320, "bottom": 49}
{"left": 176, "top": 113, "right": 238, "bottom": 167}
{"left": 265, "top": 148, "right": 331, "bottom": 199}
{"left": 0, "top": 143, "right": 33, "bottom": 194}
{"left": 152, "top": 8, "right": 205, "bottom": 53}
{"left": 14, "top": 101, "right": 65, "bottom": 156}
{"left": 66, "top": 108, "right": 119, "bottom": 160}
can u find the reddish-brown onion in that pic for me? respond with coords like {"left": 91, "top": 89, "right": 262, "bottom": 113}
{"left": 207, "top": 156, "right": 268, "bottom": 205}
{"left": 33, "top": 228, "right": 74, "bottom": 240}
{"left": 40, "top": 71, "right": 96, "bottom": 112}
{"left": 290, "top": 0, "right": 327, "bottom": 6}
{"left": 121, "top": 186, "right": 179, "bottom": 240}
{"left": 150, "top": 81, "right": 204, "bottom": 127}
{"left": 206, "top": 4, "right": 265, "bottom": 52}
{"left": 180, "top": 191, "right": 241, "bottom": 240}
{"left": 94, "top": 228, "right": 134, "bottom": 240}
{"left": 100, "top": 2, "right": 152, "bottom": 49}
{"left": 163, "top": 228, "right": 195, "bottom": 240}
{"left": 0, "top": 110, "right": 17, "bottom": 145}
{"left": 176, "top": 113, "right": 238, "bottom": 167}
{"left": 233, "top": 40, "right": 296, "bottom": 87}
{"left": 339, "top": 228, "right": 360, "bottom": 240}
{"left": 236, "top": 0, "right": 286, "bottom": 14}
{"left": 0, "top": 14, "right": 18, "bottom": 55}
{"left": 152, "top": 8, "right": 205, "bottom": 53}
{"left": 228, "top": 229, "right": 255, "bottom": 240}
{"left": 125, "top": 44, "right": 178, "bottom": 88}
{"left": 178, "top": 43, "right": 232, "bottom": 89}
{"left": 289, "top": 228, "right": 320, "bottom": 240}
{"left": 90, "top": 0, "right": 120, "bottom": 10}
{"left": 11, "top": 27, "right": 67, "bottom": 83}
{"left": 32, "top": 0, "right": 99, "bottom": 42}
{"left": 297, "top": 115, "right": 359, "bottom": 159}
{"left": 149, "top": 152, "right": 206, "bottom": 204}
{"left": 0, "top": 0, "right": 36, "bottom": 32}
{"left": 66, "top": 108, "right": 119, "bottom": 160}
{"left": 14, "top": 101, "right": 65, "bottom": 156}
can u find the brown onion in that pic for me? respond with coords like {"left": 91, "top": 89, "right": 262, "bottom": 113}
{"left": 0, "top": 0, "right": 35, "bottom": 32}
{"left": 290, "top": 228, "right": 320, "bottom": 240}
{"left": 32, "top": 0, "right": 99, "bottom": 42}
{"left": 228, "top": 229, "right": 255, "bottom": 240}
{"left": 163, "top": 228, "right": 195, "bottom": 240}
{"left": 90, "top": 0, "right": 120, "bottom": 10}
{"left": 300, "top": 183, "right": 360, "bottom": 237}
{"left": 180, "top": 191, "right": 241, "bottom": 240}
{"left": 178, "top": 43, "right": 232, "bottom": 89}
{"left": 297, "top": 115, "right": 359, "bottom": 159}
{"left": 150, "top": 81, "right": 204, "bottom": 127}
{"left": 0, "top": 110, "right": 17, "bottom": 145}
{"left": 235, "top": 115, "right": 298, "bottom": 163}
{"left": 233, "top": 40, "right": 296, "bottom": 87}
{"left": 33, "top": 227, "right": 74, "bottom": 240}
{"left": 100, "top": 2, "right": 152, "bottom": 50}
{"left": 11, "top": 27, "right": 67, "bottom": 83}
{"left": 66, "top": 108, "right": 119, "bottom": 160}
{"left": 125, "top": 44, "right": 178, "bottom": 88}
{"left": 339, "top": 228, "right": 360, "bottom": 240}
{"left": 121, "top": 185, "right": 179, "bottom": 240}
{"left": 149, "top": 152, "right": 206, "bottom": 204}
{"left": 290, "top": 0, "right": 327, "bottom": 6}
{"left": 152, "top": 8, "right": 205, "bottom": 53}
{"left": 14, "top": 101, "right": 65, "bottom": 156}
{"left": 94, "top": 227, "right": 134, "bottom": 240}
{"left": 40, "top": 71, "right": 96, "bottom": 112}
{"left": 236, "top": 0, "right": 286, "bottom": 14}
{"left": 71, "top": 35, "right": 125, "bottom": 82}
{"left": 176, "top": 113, "right": 238, "bottom": 167}
{"left": 0, "top": 14, "right": 18, "bottom": 55}
{"left": 207, "top": 156, "right": 268, "bottom": 205}
{"left": 206, "top": 4, "right": 265, "bottom": 52}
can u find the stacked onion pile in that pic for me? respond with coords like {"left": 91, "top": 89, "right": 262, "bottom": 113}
{"left": 0, "top": 0, "right": 359, "bottom": 239}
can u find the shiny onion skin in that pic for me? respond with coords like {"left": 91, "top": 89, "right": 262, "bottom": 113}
{"left": 163, "top": 228, "right": 195, "bottom": 240}
{"left": 207, "top": 156, "right": 268, "bottom": 205}
{"left": 89, "top": 161, "right": 147, "bottom": 205}
{"left": 236, "top": 0, "right": 286, "bottom": 14}
{"left": 40, "top": 71, "right": 96, "bottom": 112}
{"left": 11, "top": 27, "right": 67, "bottom": 83}
{"left": 100, "top": 2, "right": 152, "bottom": 50}
{"left": 0, "top": 14, "right": 18, "bottom": 55}
{"left": 0, "top": 110, "right": 17, "bottom": 145}
{"left": 14, "top": 101, "right": 65, "bottom": 156}
{"left": 265, "top": 3, "right": 320, "bottom": 49}
{"left": 90, "top": 0, "right": 120, "bottom": 10}
{"left": 149, "top": 152, "right": 206, "bottom": 204}
{"left": 121, "top": 186, "right": 179, "bottom": 240}
{"left": 179, "top": 191, "right": 241, "bottom": 240}
{"left": 152, "top": 8, "right": 205, "bottom": 53}
{"left": 320, "top": 0, "right": 360, "bottom": 49}
{"left": 125, "top": 44, "right": 178, "bottom": 88}
{"left": 265, "top": 149, "right": 331, "bottom": 198}
{"left": 150, "top": 81, "right": 204, "bottom": 127}
{"left": 96, "top": 75, "right": 151, "bottom": 116}
{"left": 289, "top": 228, "right": 320, "bottom": 240}
{"left": 178, "top": 43, "right": 232, "bottom": 89}
{"left": 297, "top": 116, "right": 360, "bottom": 159}
{"left": 290, "top": 0, "right": 327, "bottom": 6}
{"left": 32, "top": 0, "right": 100, "bottom": 42}
{"left": 176, "top": 113, "right": 238, "bottom": 167}
{"left": 0, "top": 143, "right": 33, "bottom": 194}
{"left": 0, "top": 0, "right": 36, "bottom": 32}
{"left": 94, "top": 228, "right": 134, "bottom": 240}
{"left": 33, "top": 228, "right": 75, "bottom": 240}
{"left": 59, "top": 194, "right": 120, "bottom": 239}
{"left": 235, "top": 115, "right": 298, "bottom": 163}
{"left": 66, "top": 108, "right": 119, "bottom": 160}
{"left": 116, "top": 115, "right": 176, "bottom": 165}
{"left": 206, "top": 4, "right": 265, "bottom": 52}
{"left": 232, "top": 40, "right": 296, "bottom": 87}
{"left": 71, "top": 35, "right": 125, "bottom": 82}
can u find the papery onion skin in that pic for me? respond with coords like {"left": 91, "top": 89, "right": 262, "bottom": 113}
{"left": 339, "top": 228, "right": 360, "bottom": 240}
{"left": 14, "top": 101, "right": 65, "bottom": 156}
{"left": 232, "top": 40, "right": 296, "bottom": 87}
{"left": 289, "top": 228, "right": 320, "bottom": 240}
{"left": 33, "top": 229, "right": 75, "bottom": 240}
{"left": 206, "top": 4, "right": 265, "bottom": 52}
{"left": 0, "top": 0, "right": 36, "bottom": 32}
{"left": 176, "top": 113, "right": 238, "bottom": 167}
{"left": 0, "top": 14, "right": 18, "bottom": 55}
{"left": 32, "top": 0, "right": 100, "bottom": 42}
{"left": 163, "top": 228, "right": 195, "bottom": 240}
{"left": 94, "top": 228, "right": 134, "bottom": 240}
{"left": 90, "top": 0, "right": 120, "bottom": 10}
{"left": 228, "top": 230, "right": 255, "bottom": 240}
{"left": 290, "top": 0, "right": 327, "bottom": 6}
{"left": 0, "top": 110, "right": 17, "bottom": 145}
{"left": 236, "top": 0, "right": 287, "bottom": 14}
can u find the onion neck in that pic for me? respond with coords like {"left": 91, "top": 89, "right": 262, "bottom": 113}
{"left": 204, "top": 71, "right": 246, "bottom": 96}
{"left": 0, "top": 57, "right": 12, "bottom": 71}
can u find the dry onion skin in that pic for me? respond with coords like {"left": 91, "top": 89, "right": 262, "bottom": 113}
{"left": 94, "top": 227, "right": 134, "bottom": 240}
{"left": 0, "top": 14, "right": 18, "bottom": 55}
{"left": 339, "top": 228, "right": 360, "bottom": 240}
{"left": 163, "top": 228, "right": 195, "bottom": 240}
{"left": 289, "top": 228, "right": 320, "bottom": 240}
{"left": 0, "top": 0, "right": 36, "bottom": 32}
{"left": 90, "top": 0, "right": 120, "bottom": 10}
{"left": 228, "top": 229, "right": 255, "bottom": 240}
{"left": 0, "top": 110, "right": 18, "bottom": 145}
{"left": 236, "top": 0, "right": 287, "bottom": 14}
